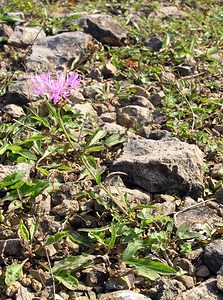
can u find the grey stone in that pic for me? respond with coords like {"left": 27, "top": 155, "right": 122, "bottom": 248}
{"left": 215, "top": 185, "right": 223, "bottom": 204}
{"left": 102, "top": 122, "right": 127, "bottom": 135}
{"left": 101, "top": 186, "right": 151, "bottom": 207}
{"left": 82, "top": 82, "right": 104, "bottom": 99}
{"left": 149, "top": 278, "right": 186, "bottom": 300}
{"left": 52, "top": 200, "right": 79, "bottom": 216}
{"left": 182, "top": 196, "right": 197, "bottom": 209}
{"left": 145, "top": 36, "right": 162, "bottom": 51}
{"left": 175, "top": 64, "right": 192, "bottom": 76}
{"left": 217, "top": 266, "right": 223, "bottom": 292}
{"left": 173, "top": 257, "right": 194, "bottom": 275}
{"left": 112, "top": 136, "right": 204, "bottom": 198}
{"left": 82, "top": 14, "right": 128, "bottom": 46}
{"left": 178, "top": 275, "right": 194, "bottom": 289}
{"left": 0, "top": 23, "right": 13, "bottom": 37}
{"left": 120, "top": 95, "right": 154, "bottom": 109}
{"left": 100, "top": 112, "right": 116, "bottom": 123}
{"left": 69, "top": 91, "right": 85, "bottom": 104}
{"left": 174, "top": 203, "right": 221, "bottom": 231}
{"left": 15, "top": 286, "right": 34, "bottom": 300}
{"left": 133, "top": 86, "right": 150, "bottom": 98}
{"left": 99, "top": 290, "right": 151, "bottom": 300}
{"left": 176, "top": 278, "right": 223, "bottom": 300}
{"left": 2, "top": 104, "right": 25, "bottom": 119}
{"left": 214, "top": 124, "right": 223, "bottom": 134}
{"left": 88, "top": 68, "right": 102, "bottom": 80}
{"left": 101, "top": 62, "right": 118, "bottom": 77}
{"left": 0, "top": 238, "right": 24, "bottom": 258}
{"left": 105, "top": 275, "right": 134, "bottom": 291}
{"left": 26, "top": 31, "right": 93, "bottom": 72}
{"left": 6, "top": 79, "right": 32, "bottom": 105}
{"left": 196, "top": 265, "right": 210, "bottom": 278}
{"left": 211, "top": 164, "right": 223, "bottom": 179}
{"left": 83, "top": 265, "right": 108, "bottom": 287}
{"left": 203, "top": 240, "right": 223, "bottom": 274}
{"left": 116, "top": 105, "right": 154, "bottom": 127}
{"left": 150, "top": 91, "right": 165, "bottom": 106}
{"left": 5, "top": 281, "right": 21, "bottom": 297}
{"left": 155, "top": 201, "right": 176, "bottom": 215}
{"left": 8, "top": 26, "right": 46, "bottom": 47}
{"left": 0, "top": 163, "right": 31, "bottom": 181}
{"left": 73, "top": 102, "right": 97, "bottom": 116}
{"left": 36, "top": 244, "right": 57, "bottom": 257}
{"left": 138, "top": 128, "right": 172, "bottom": 140}
{"left": 158, "top": 6, "right": 183, "bottom": 18}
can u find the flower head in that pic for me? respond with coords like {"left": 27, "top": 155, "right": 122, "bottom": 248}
{"left": 30, "top": 72, "right": 80, "bottom": 105}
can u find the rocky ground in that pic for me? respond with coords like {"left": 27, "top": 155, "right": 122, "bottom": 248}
{"left": 0, "top": 0, "right": 222, "bottom": 299}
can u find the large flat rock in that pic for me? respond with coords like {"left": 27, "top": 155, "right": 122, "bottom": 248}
{"left": 25, "top": 31, "right": 93, "bottom": 72}
{"left": 111, "top": 136, "right": 204, "bottom": 198}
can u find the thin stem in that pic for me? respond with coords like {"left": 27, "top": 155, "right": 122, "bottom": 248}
{"left": 45, "top": 246, "right": 56, "bottom": 300}
{"left": 81, "top": 155, "right": 132, "bottom": 219}
{"left": 57, "top": 109, "right": 74, "bottom": 147}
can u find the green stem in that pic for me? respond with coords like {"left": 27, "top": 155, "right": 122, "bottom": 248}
{"left": 55, "top": 105, "right": 131, "bottom": 219}
{"left": 57, "top": 108, "right": 74, "bottom": 147}
{"left": 81, "top": 155, "right": 132, "bottom": 219}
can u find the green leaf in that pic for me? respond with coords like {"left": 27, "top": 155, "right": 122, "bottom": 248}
{"left": 0, "top": 36, "right": 8, "bottom": 43}
{"left": 8, "top": 200, "right": 23, "bottom": 210}
{"left": 19, "top": 220, "right": 30, "bottom": 241}
{"left": 0, "top": 171, "right": 26, "bottom": 190}
{"left": 29, "top": 220, "right": 38, "bottom": 241}
{"left": 45, "top": 231, "right": 70, "bottom": 246}
{"left": 0, "top": 143, "right": 9, "bottom": 155}
{"left": 51, "top": 254, "right": 94, "bottom": 275}
{"left": 135, "top": 265, "right": 160, "bottom": 280}
{"left": 5, "top": 259, "right": 28, "bottom": 286}
{"left": 127, "top": 258, "right": 176, "bottom": 276}
{"left": 84, "top": 129, "right": 107, "bottom": 151}
{"left": 123, "top": 240, "right": 143, "bottom": 261}
{"left": 17, "top": 149, "right": 37, "bottom": 161}
{"left": 176, "top": 224, "right": 200, "bottom": 240}
{"left": 54, "top": 270, "right": 78, "bottom": 290}
{"left": 85, "top": 145, "right": 105, "bottom": 153}
{"left": 105, "top": 134, "right": 126, "bottom": 147}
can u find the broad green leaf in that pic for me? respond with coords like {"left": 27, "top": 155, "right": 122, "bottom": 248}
{"left": 127, "top": 258, "right": 176, "bottom": 275}
{"left": 0, "top": 36, "right": 8, "bottom": 43}
{"left": 85, "top": 145, "right": 105, "bottom": 153}
{"left": 38, "top": 167, "right": 49, "bottom": 176}
{"left": 0, "top": 171, "right": 26, "bottom": 190}
{"left": 68, "top": 232, "right": 91, "bottom": 247}
{"left": 45, "top": 231, "right": 70, "bottom": 246}
{"left": 51, "top": 254, "right": 94, "bottom": 274}
{"left": 8, "top": 145, "right": 22, "bottom": 152}
{"left": 8, "top": 200, "right": 23, "bottom": 210}
{"left": 85, "top": 156, "right": 97, "bottom": 169}
{"left": 135, "top": 265, "right": 160, "bottom": 281}
{"left": 84, "top": 129, "right": 107, "bottom": 151}
{"left": 123, "top": 240, "right": 143, "bottom": 262}
{"left": 176, "top": 224, "right": 200, "bottom": 240}
{"left": 105, "top": 134, "right": 126, "bottom": 147}
{"left": 54, "top": 270, "right": 78, "bottom": 290}
{"left": 5, "top": 259, "right": 28, "bottom": 286}
{"left": 29, "top": 220, "right": 38, "bottom": 241}
{"left": 19, "top": 220, "right": 30, "bottom": 241}
{"left": 0, "top": 143, "right": 9, "bottom": 155}
{"left": 17, "top": 149, "right": 37, "bottom": 160}
{"left": 18, "top": 134, "right": 43, "bottom": 145}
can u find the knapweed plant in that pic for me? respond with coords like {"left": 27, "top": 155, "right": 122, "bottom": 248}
{"left": 30, "top": 71, "right": 131, "bottom": 217}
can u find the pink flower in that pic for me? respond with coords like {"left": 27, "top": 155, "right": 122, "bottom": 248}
{"left": 30, "top": 72, "right": 80, "bottom": 105}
